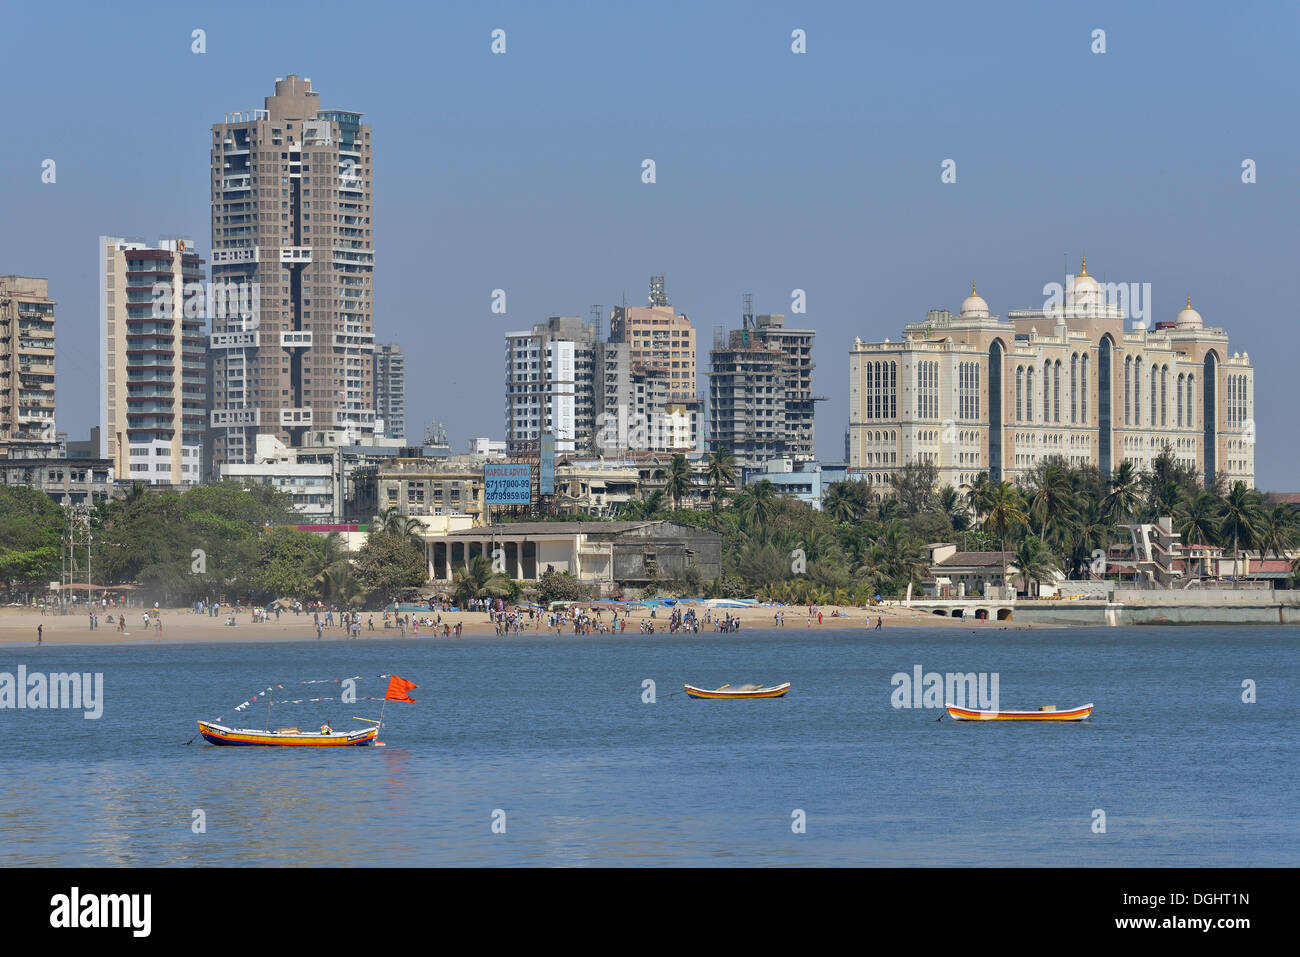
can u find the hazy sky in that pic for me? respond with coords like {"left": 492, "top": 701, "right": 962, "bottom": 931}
{"left": 2, "top": 1, "right": 1296, "bottom": 487}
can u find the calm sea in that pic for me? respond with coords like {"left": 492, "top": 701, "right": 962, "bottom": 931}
{"left": 1, "top": 625, "right": 1296, "bottom": 866}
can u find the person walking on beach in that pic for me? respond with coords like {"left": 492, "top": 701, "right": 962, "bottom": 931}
{"left": 875, "top": 615, "right": 883, "bottom": 629}
{"left": 37, "top": 624, "right": 42, "bottom": 644}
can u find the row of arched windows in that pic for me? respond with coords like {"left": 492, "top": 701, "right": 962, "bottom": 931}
{"left": 861, "top": 360, "right": 898, "bottom": 420}
{"left": 1226, "top": 373, "right": 1249, "bottom": 428}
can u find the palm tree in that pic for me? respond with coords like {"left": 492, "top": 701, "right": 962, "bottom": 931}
{"left": 1220, "top": 481, "right": 1261, "bottom": 563}
{"left": 825, "top": 483, "right": 860, "bottom": 524}
{"left": 1254, "top": 503, "right": 1296, "bottom": 560}
{"left": 967, "top": 472, "right": 992, "bottom": 526}
{"left": 371, "top": 506, "right": 423, "bottom": 549}
{"left": 664, "top": 454, "right": 693, "bottom": 511}
{"left": 938, "top": 485, "right": 970, "bottom": 531}
{"left": 983, "top": 482, "right": 1028, "bottom": 592}
{"left": 319, "top": 561, "right": 364, "bottom": 608}
{"left": 1014, "top": 536, "right": 1060, "bottom": 597}
{"left": 1102, "top": 461, "right": 1141, "bottom": 527}
{"left": 1177, "top": 491, "right": 1221, "bottom": 579}
{"left": 704, "top": 446, "right": 737, "bottom": 500}
{"left": 451, "top": 555, "right": 515, "bottom": 606}
{"left": 743, "top": 480, "right": 780, "bottom": 540}
{"left": 1027, "top": 464, "right": 1076, "bottom": 545}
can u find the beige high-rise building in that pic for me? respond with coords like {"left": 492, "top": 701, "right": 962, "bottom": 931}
{"left": 608, "top": 276, "right": 698, "bottom": 402}
{"left": 209, "top": 74, "right": 375, "bottom": 469}
{"left": 0, "top": 276, "right": 57, "bottom": 458}
{"left": 99, "top": 237, "right": 207, "bottom": 484}
{"left": 848, "top": 259, "right": 1255, "bottom": 491}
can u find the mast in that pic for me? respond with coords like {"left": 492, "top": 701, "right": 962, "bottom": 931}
{"left": 265, "top": 687, "right": 272, "bottom": 731}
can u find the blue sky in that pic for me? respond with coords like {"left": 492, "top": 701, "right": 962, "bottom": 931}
{"left": 2, "top": 0, "right": 1297, "bottom": 486}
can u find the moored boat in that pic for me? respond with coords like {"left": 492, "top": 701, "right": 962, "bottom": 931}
{"left": 945, "top": 702, "right": 1093, "bottom": 721}
{"left": 197, "top": 719, "right": 379, "bottom": 746}
{"left": 685, "top": 682, "right": 790, "bottom": 699}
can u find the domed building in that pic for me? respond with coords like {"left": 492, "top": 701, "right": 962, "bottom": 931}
{"left": 848, "top": 258, "right": 1255, "bottom": 492}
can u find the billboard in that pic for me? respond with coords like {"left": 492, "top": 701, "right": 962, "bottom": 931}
{"left": 484, "top": 463, "right": 533, "bottom": 506}
{"left": 539, "top": 433, "right": 555, "bottom": 496}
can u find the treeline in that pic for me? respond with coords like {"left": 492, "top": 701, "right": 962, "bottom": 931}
{"left": 590, "top": 446, "right": 1296, "bottom": 602}
{"left": 0, "top": 483, "right": 426, "bottom": 608}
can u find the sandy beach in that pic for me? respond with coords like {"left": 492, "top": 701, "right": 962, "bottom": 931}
{"left": 0, "top": 601, "right": 1006, "bottom": 645}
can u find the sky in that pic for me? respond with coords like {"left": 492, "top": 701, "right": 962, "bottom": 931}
{"left": 1, "top": 0, "right": 1297, "bottom": 487}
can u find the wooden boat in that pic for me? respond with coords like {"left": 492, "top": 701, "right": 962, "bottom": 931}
{"left": 684, "top": 682, "right": 790, "bottom": 699}
{"left": 197, "top": 719, "right": 380, "bottom": 746}
{"left": 945, "top": 702, "right": 1093, "bottom": 721}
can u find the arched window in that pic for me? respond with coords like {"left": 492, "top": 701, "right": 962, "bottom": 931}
{"left": 1124, "top": 356, "right": 1131, "bottom": 425}
{"left": 1054, "top": 360, "right": 1061, "bottom": 422}
{"left": 1150, "top": 365, "right": 1159, "bottom": 427}
{"left": 1070, "top": 354, "right": 1078, "bottom": 423}
{"left": 1026, "top": 366, "right": 1034, "bottom": 421}
{"left": 1016, "top": 367, "right": 1023, "bottom": 421}
{"left": 1134, "top": 357, "right": 1142, "bottom": 426}
{"left": 1161, "top": 366, "right": 1168, "bottom": 426}
{"left": 1177, "top": 374, "right": 1184, "bottom": 427}
{"left": 1081, "top": 353, "right": 1089, "bottom": 422}
{"left": 890, "top": 362, "right": 897, "bottom": 418}
{"left": 1186, "top": 374, "right": 1194, "bottom": 427}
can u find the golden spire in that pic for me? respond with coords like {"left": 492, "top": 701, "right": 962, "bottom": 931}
{"left": 971, "top": 281, "right": 977, "bottom": 294}
{"left": 1079, "top": 254, "right": 1089, "bottom": 277}
{"left": 1186, "top": 295, "right": 1192, "bottom": 309}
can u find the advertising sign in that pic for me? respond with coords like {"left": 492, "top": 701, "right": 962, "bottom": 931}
{"left": 484, "top": 463, "right": 532, "bottom": 506}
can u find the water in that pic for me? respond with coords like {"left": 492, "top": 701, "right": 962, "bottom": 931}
{"left": 1, "top": 626, "right": 1296, "bottom": 866}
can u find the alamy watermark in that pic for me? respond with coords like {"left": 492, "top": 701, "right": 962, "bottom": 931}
{"left": 891, "top": 664, "right": 999, "bottom": 711}
{"left": 0, "top": 666, "right": 103, "bottom": 719}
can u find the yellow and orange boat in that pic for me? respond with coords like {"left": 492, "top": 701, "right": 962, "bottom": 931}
{"left": 945, "top": 702, "right": 1093, "bottom": 721}
{"left": 684, "top": 682, "right": 790, "bottom": 699}
{"left": 197, "top": 719, "right": 380, "bottom": 746}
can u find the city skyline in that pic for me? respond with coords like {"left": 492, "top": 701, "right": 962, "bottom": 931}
{"left": 1, "top": 2, "right": 1296, "bottom": 486}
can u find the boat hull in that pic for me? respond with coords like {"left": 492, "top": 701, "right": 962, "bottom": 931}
{"left": 197, "top": 720, "right": 379, "bottom": 746}
{"left": 684, "top": 683, "right": 790, "bottom": 699}
{"left": 945, "top": 703, "right": 1093, "bottom": 721}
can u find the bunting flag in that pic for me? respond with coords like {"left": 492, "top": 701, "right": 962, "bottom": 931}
{"left": 220, "top": 675, "right": 407, "bottom": 719}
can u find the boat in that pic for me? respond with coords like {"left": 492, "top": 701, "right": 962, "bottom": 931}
{"left": 197, "top": 719, "right": 380, "bottom": 746}
{"left": 197, "top": 673, "right": 418, "bottom": 746}
{"left": 684, "top": 682, "right": 790, "bottom": 699}
{"left": 945, "top": 702, "right": 1093, "bottom": 721}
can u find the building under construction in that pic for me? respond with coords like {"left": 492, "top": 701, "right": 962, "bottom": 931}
{"left": 707, "top": 298, "right": 821, "bottom": 468}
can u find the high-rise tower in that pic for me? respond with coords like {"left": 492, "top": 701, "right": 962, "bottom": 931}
{"left": 209, "top": 75, "right": 375, "bottom": 469}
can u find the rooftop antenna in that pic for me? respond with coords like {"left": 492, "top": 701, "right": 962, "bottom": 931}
{"left": 590, "top": 304, "right": 602, "bottom": 340}
{"left": 742, "top": 292, "right": 753, "bottom": 330}
{"left": 649, "top": 275, "right": 667, "bottom": 307}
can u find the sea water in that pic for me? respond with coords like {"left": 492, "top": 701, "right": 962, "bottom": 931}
{"left": 0, "top": 625, "right": 1295, "bottom": 866}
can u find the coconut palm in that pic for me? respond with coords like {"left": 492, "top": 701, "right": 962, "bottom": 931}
{"left": 1254, "top": 503, "right": 1297, "bottom": 560}
{"left": 983, "top": 482, "right": 1028, "bottom": 590}
{"left": 967, "top": 472, "right": 992, "bottom": 526}
{"left": 938, "top": 485, "right": 971, "bottom": 531}
{"left": 704, "top": 446, "right": 737, "bottom": 499}
{"left": 825, "top": 483, "right": 860, "bottom": 524}
{"left": 1102, "top": 461, "right": 1142, "bottom": 526}
{"left": 1176, "top": 491, "right": 1221, "bottom": 579}
{"left": 1027, "top": 464, "right": 1076, "bottom": 545}
{"left": 664, "top": 454, "right": 693, "bottom": 511}
{"left": 1014, "top": 536, "right": 1059, "bottom": 597}
{"left": 1220, "top": 481, "right": 1261, "bottom": 560}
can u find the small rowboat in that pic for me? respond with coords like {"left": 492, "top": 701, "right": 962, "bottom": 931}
{"left": 684, "top": 682, "right": 790, "bottom": 699}
{"left": 197, "top": 719, "right": 380, "bottom": 746}
{"left": 945, "top": 702, "right": 1093, "bottom": 722}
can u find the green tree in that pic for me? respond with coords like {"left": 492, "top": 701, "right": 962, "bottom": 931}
{"left": 354, "top": 529, "right": 426, "bottom": 606}
{"left": 664, "top": 454, "right": 693, "bottom": 511}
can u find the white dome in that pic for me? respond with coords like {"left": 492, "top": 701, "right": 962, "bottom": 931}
{"left": 959, "top": 282, "right": 989, "bottom": 318}
{"left": 1069, "top": 256, "right": 1101, "bottom": 309}
{"left": 1175, "top": 296, "right": 1203, "bottom": 329}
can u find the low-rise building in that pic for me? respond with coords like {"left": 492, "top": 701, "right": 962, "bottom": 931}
{"left": 0, "top": 457, "right": 115, "bottom": 507}
{"left": 430, "top": 520, "right": 721, "bottom": 591}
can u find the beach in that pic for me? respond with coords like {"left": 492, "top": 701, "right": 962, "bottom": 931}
{"left": 0, "top": 601, "right": 990, "bottom": 645}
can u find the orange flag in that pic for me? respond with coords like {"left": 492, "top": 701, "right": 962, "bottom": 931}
{"left": 385, "top": 674, "right": 418, "bottom": 703}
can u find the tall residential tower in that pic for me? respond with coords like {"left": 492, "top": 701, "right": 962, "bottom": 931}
{"left": 99, "top": 237, "right": 208, "bottom": 484}
{"left": 0, "top": 276, "right": 56, "bottom": 458}
{"left": 209, "top": 75, "right": 375, "bottom": 469}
